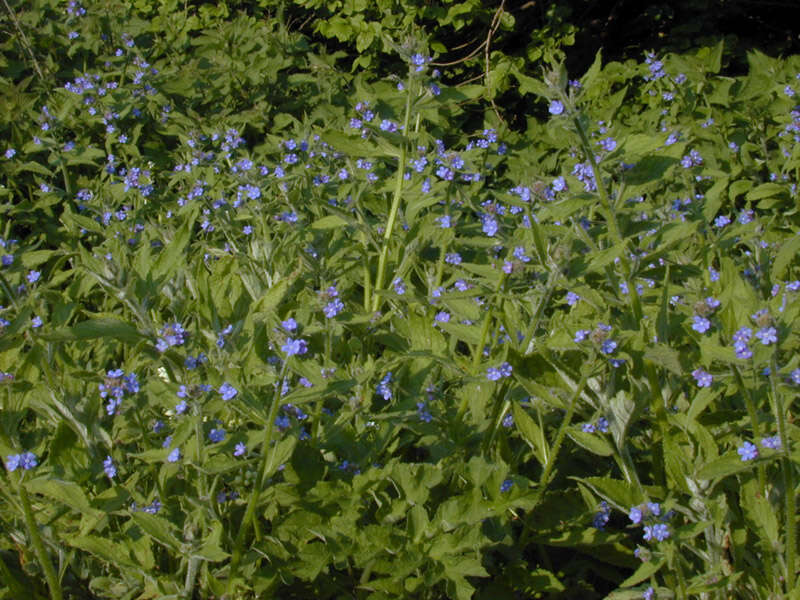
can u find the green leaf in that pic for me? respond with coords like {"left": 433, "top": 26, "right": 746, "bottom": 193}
{"left": 25, "top": 477, "right": 102, "bottom": 518}
{"left": 311, "top": 214, "right": 350, "bottom": 229}
{"left": 687, "top": 387, "right": 718, "bottom": 422}
{"left": 568, "top": 429, "right": 614, "bottom": 457}
{"left": 512, "top": 401, "right": 548, "bottom": 463}
{"left": 193, "top": 522, "right": 229, "bottom": 562}
{"left": 623, "top": 155, "right": 679, "bottom": 186}
{"left": 695, "top": 455, "right": 757, "bottom": 481}
{"left": 618, "top": 558, "right": 665, "bottom": 587}
{"left": 512, "top": 69, "right": 551, "bottom": 98}
{"left": 152, "top": 212, "right": 197, "bottom": 281}
{"left": 575, "top": 476, "right": 642, "bottom": 511}
{"left": 771, "top": 234, "right": 800, "bottom": 281}
{"left": 131, "top": 512, "right": 182, "bottom": 552}
{"left": 643, "top": 344, "right": 683, "bottom": 375}
{"left": 43, "top": 317, "right": 143, "bottom": 344}
{"left": 745, "top": 182, "right": 786, "bottom": 202}
{"left": 70, "top": 535, "right": 141, "bottom": 570}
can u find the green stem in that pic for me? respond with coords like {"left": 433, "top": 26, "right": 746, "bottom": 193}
{"left": 535, "top": 369, "right": 590, "bottom": 498}
{"left": 572, "top": 115, "right": 621, "bottom": 245}
{"left": 519, "top": 369, "right": 591, "bottom": 548}
{"left": 183, "top": 555, "right": 200, "bottom": 599}
{"left": 194, "top": 416, "right": 207, "bottom": 499}
{"left": 454, "top": 270, "right": 507, "bottom": 421}
{"left": 733, "top": 365, "right": 767, "bottom": 493}
{"left": 768, "top": 358, "right": 795, "bottom": 593}
{"left": 471, "top": 271, "right": 507, "bottom": 371}
{"left": 16, "top": 477, "right": 63, "bottom": 600}
{"left": 226, "top": 361, "right": 289, "bottom": 594}
{"left": 371, "top": 87, "right": 413, "bottom": 313}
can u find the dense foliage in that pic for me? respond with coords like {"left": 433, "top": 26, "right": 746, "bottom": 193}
{"left": 1, "top": 1, "right": 799, "bottom": 599}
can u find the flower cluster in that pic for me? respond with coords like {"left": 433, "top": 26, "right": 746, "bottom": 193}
{"left": 629, "top": 502, "right": 670, "bottom": 543}
{"left": 486, "top": 362, "right": 512, "bottom": 381}
{"left": 6, "top": 451, "right": 38, "bottom": 471}
{"left": 376, "top": 372, "right": 393, "bottom": 400}
{"left": 99, "top": 369, "right": 140, "bottom": 415}
{"left": 156, "top": 322, "right": 186, "bottom": 352}
{"left": 592, "top": 501, "right": 611, "bottom": 530}
{"left": 582, "top": 416, "right": 609, "bottom": 433}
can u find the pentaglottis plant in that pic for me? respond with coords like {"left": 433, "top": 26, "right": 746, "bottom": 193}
{"left": 0, "top": 1, "right": 798, "bottom": 599}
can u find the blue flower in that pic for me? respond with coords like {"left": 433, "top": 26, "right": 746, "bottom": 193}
{"left": 566, "top": 291, "right": 580, "bottom": 306}
{"left": 549, "top": 100, "right": 564, "bottom": 115}
{"left": 234, "top": 442, "right": 246, "bottom": 456}
{"left": 761, "top": 436, "right": 781, "bottom": 450}
{"left": 376, "top": 372, "right": 393, "bottom": 400}
{"left": 574, "top": 329, "right": 590, "bottom": 342}
{"left": 592, "top": 501, "right": 610, "bottom": 529}
{"left": 692, "top": 368, "right": 713, "bottom": 388}
{"left": 219, "top": 382, "right": 238, "bottom": 401}
{"left": 692, "top": 315, "right": 711, "bottom": 333}
{"left": 434, "top": 311, "right": 450, "bottom": 324}
{"left": 629, "top": 506, "right": 643, "bottom": 524}
{"left": 27, "top": 270, "right": 40, "bottom": 283}
{"left": 737, "top": 441, "right": 758, "bottom": 461}
{"left": 167, "top": 448, "right": 181, "bottom": 463}
{"left": 281, "top": 337, "right": 308, "bottom": 356}
{"left": 323, "top": 298, "right": 344, "bottom": 318}
{"left": 6, "top": 451, "right": 38, "bottom": 471}
{"left": 103, "top": 455, "right": 117, "bottom": 479}
{"left": 481, "top": 215, "right": 498, "bottom": 237}
{"left": 500, "top": 479, "right": 513, "bottom": 493}
{"left": 487, "top": 362, "right": 512, "bottom": 381}
{"left": 600, "top": 339, "right": 617, "bottom": 355}
{"left": 643, "top": 523, "right": 670, "bottom": 542}
{"left": 754, "top": 326, "right": 777, "bottom": 345}
{"left": 208, "top": 428, "right": 225, "bottom": 443}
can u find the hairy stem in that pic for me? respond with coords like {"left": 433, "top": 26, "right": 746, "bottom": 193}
{"left": 226, "top": 360, "right": 289, "bottom": 594}
{"left": 371, "top": 85, "right": 412, "bottom": 313}
{"left": 17, "top": 478, "right": 63, "bottom": 600}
